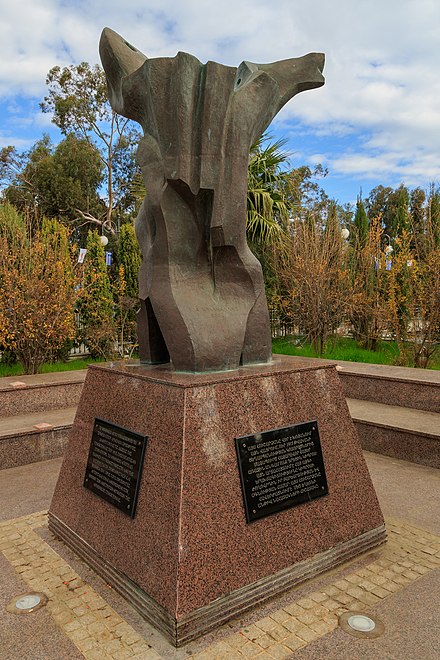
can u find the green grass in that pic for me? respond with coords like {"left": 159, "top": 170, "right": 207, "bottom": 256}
{"left": 0, "top": 357, "right": 103, "bottom": 378}
{"left": 1, "top": 338, "right": 439, "bottom": 376}
{"left": 272, "top": 335, "right": 440, "bottom": 369}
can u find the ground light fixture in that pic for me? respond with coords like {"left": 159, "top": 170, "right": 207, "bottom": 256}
{"left": 339, "top": 611, "right": 385, "bottom": 639}
{"left": 6, "top": 592, "right": 48, "bottom": 614}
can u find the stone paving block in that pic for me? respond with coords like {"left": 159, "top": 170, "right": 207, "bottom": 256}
{"left": 283, "top": 602, "right": 305, "bottom": 617}
{"left": 267, "top": 623, "right": 289, "bottom": 642}
{"left": 370, "top": 585, "right": 392, "bottom": 598}
{"left": 269, "top": 608, "right": 290, "bottom": 624}
{"left": 283, "top": 633, "right": 306, "bottom": 651}
{"left": 266, "top": 643, "right": 292, "bottom": 659}
{"left": 294, "top": 625, "right": 320, "bottom": 643}
{"left": 331, "top": 591, "right": 352, "bottom": 605}
{"left": 120, "top": 630, "right": 142, "bottom": 646}
{"left": 112, "top": 649, "right": 135, "bottom": 660}
{"left": 254, "top": 633, "right": 274, "bottom": 649}
{"left": 75, "top": 637, "right": 95, "bottom": 653}
{"left": 82, "top": 649, "right": 108, "bottom": 660}
{"left": 358, "top": 591, "right": 381, "bottom": 606}
{"left": 321, "top": 585, "right": 342, "bottom": 597}
{"left": 101, "top": 638, "right": 127, "bottom": 654}
{"left": 309, "top": 620, "right": 337, "bottom": 635}
{"left": 310, "top": 604, "right": 329, "bottom": 618}
{"left": 256, "top": 616, "right": 278, "bottom": 633}
{"left": 346, "top": 585, "right": 366, "bottom": 600}
{"left": 297, "top": 610, "right": 318, "bottom": 625}
{"left": 128, "top": 641, "right": 158, "bottom": 655}
{"left": 240, "top": 640, "right": 263, "bottom": 657}
{"left": 296, "top": 597, "right": 315, "bottom": 610}
{"left": 345, "top": 600, "right": 365, "bottom": 612}
{"left": 242, "top": 624, "right": 264, "bottom": 641}
{"left": 281, "top": 617, "right": 304, "bottom": 634}
{"left": 68, "top": 627, "right": 90, "bottom": 643}
{"left": 321, "top": 597, "right": 341, "bottom": 611}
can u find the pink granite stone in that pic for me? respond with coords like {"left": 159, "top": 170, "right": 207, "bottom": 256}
{"left": 49, "top": 355, "right": 385, "bottom": 627}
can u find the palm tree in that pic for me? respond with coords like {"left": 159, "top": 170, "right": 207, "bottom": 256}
{"left": 247, "top": 134, "right": 291, "bottom": 247}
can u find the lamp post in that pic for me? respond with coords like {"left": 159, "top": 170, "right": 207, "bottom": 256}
{"left": 383, "top": 234, "right": 393, "bottom": 255}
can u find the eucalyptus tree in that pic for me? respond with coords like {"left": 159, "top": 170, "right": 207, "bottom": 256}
{"left": 41, "top": 62, "right": 140, "bottom": 234}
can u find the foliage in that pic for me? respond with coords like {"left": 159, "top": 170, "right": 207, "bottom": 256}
{"left": 386, "top": 230, "right": 440, "bottom": 367}
{"left": 78, "top": 230, "right": 115, "bottom": 359}
{"left": 0, "top": 214, "right": 77, "bottom": 374}
{"left": 247, "top": 135, "right": 291, "bottom": 247}
{"left": 352, "top": 196, "right": 369, "bottom": 248}
{"left": 365, "top": 184, "right": 409, "bottom": 238}
{"left": 114, "top": 265, "right": 138, "bottom": 358}
{"left": 281, "top": 209, "right": 350, "bottom": 355}
{"left": 349, "top": 217, "right": 389, "bottom": 349}
{"left": 40, "top": 62, "right": 141, "bottom": 233}
{"left": 284, "top": 163, "right": 329, "bottom": 219}
{"left": 117, "top": 223, "right": 141, "bottom": 298}
{"left": 113, "top": 222, "right": 141, "bottom": 353}
{"left": 1, "top": 135, "right": 103, "bottom": 227}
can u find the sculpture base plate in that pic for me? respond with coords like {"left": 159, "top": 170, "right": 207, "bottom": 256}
{"left": 48, "top": 512, "right": 385, "bottom": 646}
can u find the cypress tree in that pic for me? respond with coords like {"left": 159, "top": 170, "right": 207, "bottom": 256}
{"left": 118, "top": 223, "right": 140, "bottom": 299}
{"left": 353, "top": 196, "right": 369, "bottom": 248}
{"left": 79, "top": 230, "right": 115, "bottom": 358}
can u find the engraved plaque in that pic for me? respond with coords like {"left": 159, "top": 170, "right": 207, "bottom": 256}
{"left": 235, "top": 421, "right": 328, "bottom": 523}
{"left": 83, "top": 418, "right": 147, "bottom": 518}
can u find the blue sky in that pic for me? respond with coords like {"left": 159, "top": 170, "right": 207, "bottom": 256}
{"left": 1, "top": 0, "right": 440, "bottom": 206}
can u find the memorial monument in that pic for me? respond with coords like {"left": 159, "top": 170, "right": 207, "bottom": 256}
{"left": 49, "top": 28, "right": 386, "bottom": 646}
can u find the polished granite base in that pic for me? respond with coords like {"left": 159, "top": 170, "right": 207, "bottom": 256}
{"left": 49, "top": 356, "right": 386, "bottom": 646}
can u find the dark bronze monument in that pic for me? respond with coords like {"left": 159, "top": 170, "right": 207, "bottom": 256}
{"left": 99, "top": 28, "right": 325, "bottom": 371}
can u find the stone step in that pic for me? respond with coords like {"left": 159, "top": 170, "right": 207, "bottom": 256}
{"left": 284, "top": 356, "right": 440, "bottom": 413}
{"left": 0, "top": 370, "right": 86, "bottom": 417}
{"left": 0, "top": 407, "right": 76, "bottom": 469}
{"left": 347, "top": 398, "right": 440, "bottom": 469}
{"left": 339, "top": 361, "right": 440, "bottom": 414}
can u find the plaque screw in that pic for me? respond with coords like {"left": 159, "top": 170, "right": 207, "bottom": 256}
{"left": 243, "top": 444, "right": 246, "bottom": 448}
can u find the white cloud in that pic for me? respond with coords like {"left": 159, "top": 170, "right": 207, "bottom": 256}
{"left": 0, "top": 0, "right": 440, "bottom": 197}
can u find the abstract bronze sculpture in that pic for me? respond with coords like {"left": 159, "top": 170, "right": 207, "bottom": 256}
{"left": 100, "top": 28, "right": 324, "bottom": 371}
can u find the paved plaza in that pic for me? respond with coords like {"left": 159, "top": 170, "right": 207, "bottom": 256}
{"left": 1, "top": 451, "right": 440, "bottom": 659}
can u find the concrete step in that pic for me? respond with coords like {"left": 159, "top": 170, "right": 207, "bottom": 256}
{"left": 0, "top": 370, "right": 86, "bottom": 417}
{"left": 0, "top": 407, "right": 76, "bottom": 469}
{"left": 347, "top": 398, "right": 440, "bottom": 469}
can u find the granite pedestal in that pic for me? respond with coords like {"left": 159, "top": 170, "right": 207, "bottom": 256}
{"left": 49, "top": 356, "right": 386, "bottom": 646}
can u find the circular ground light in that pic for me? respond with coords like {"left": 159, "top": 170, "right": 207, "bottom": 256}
{"left": 339, "top": 611, "right": 385, "bottom": 639}
{"left": 6, "top": 592, "right": 48, "bottom": 615}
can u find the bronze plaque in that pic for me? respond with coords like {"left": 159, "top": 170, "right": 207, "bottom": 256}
{"left": 84, "top": 418, "right": 147, "bottom": 518}
{"left": 236, "top": 421, "right": 328, "bottom": 523}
